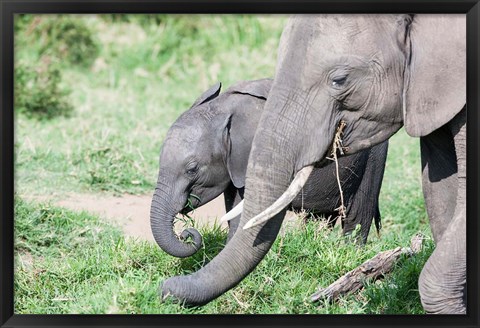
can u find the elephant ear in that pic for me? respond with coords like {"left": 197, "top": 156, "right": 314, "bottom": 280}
{"left": 221, "top": 114, "right": 249, "bottom": 189}
{"left": 403, "top": 14, "right": 466, "bottom": 137}
{"left": 190, "top": 82, "right": 222, "bottom": 108}
{"left": 219, "top": 79, "right": 272, "bottom": 188}
{"left": 227, "top": 78, "right": 273, "bottom": 100}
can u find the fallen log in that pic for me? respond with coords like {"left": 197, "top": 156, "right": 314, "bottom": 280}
{"left": 310, "top": 233, "right": 425, "bottom": 303}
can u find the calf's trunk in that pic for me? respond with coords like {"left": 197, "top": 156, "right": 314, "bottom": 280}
{"left": 150, "top": 175, "right": 202, "bottom": 258}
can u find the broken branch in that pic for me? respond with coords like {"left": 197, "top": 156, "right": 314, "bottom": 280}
{"left": 310, "top": 233, "right": 425, "bottom": 303}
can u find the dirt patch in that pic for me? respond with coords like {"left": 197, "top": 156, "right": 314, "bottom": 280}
{"left": 54, "top": 193, "right": 229, "bottom": 242}
{"left": 24, "top": 192, "right": 303, "bottom": 242}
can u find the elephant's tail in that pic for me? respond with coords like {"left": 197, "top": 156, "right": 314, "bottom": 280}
{"left": 374, "top": 206, "right": 382, "bottom": 235}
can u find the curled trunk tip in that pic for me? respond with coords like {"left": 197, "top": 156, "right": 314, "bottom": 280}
{"left": 150, "top": 194, "right": 203, "bottom": 258}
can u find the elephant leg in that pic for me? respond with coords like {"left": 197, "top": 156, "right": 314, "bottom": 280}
{"left": 419, "top": 107, "right": 466, "bottom": 314}
{"left": 223, "top": 184, "right": 244, "bottom": 243}
{"left": 342, "top": 144, "right": 387, "bottom": 244}
{"left": 420, "top": 124, "right": 458, "bottom": 244}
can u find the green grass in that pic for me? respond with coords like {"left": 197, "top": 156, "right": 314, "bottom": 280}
{"left": 14, "top": 195, "right": 431, "bottom": 314}
{"left": 14, "top": 14, "right": 431, "bottom": 314}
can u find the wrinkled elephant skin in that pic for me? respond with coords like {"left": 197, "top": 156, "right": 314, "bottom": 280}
{"left": 159, "top": 15, "right": 466, "bottom": 314}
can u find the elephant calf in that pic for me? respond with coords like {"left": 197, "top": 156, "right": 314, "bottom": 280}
{"left": 150, "top": 78, "right": 388, "bottom": 258}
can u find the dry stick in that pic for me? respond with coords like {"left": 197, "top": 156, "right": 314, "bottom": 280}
{"left": 327, "top": 121, "right": 348, "bottom": 221}
{"left": 231, "top": 291, "right": 249, "bottom": 310}
{"left": 310, "top": 233, "right": 426, "bottom": 303}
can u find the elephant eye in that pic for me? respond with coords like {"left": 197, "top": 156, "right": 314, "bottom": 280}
{"left": 186, "top": 167, "right": 198, "bottom": 176}
{"left": 185, "top": 163, "right": 199, "bottom": 177}
{"left": 331, "top": 76, "right": 348, "bottom": 88}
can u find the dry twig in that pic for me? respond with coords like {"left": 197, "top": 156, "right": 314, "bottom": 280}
{"left": 327, "top": 120, "right": 348, "bottom": 221}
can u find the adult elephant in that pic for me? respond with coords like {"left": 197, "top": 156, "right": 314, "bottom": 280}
{"left": 161, "top": 14, "right": 466, "bottom": 314}
{"left": 151, "top": 78, "right": 387, "bottom": 258}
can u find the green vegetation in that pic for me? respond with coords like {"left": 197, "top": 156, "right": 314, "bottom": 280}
{"left": 15, "top": 15, "right": 99, "bottom": 68}
{"left": 14, "top": 14, "right": 431, "bottom": 314}
{"left": 14, "top": 195, "right": 431, "bottom": 314}
{"left": 14, "top": 15, "right": 99, "bottom": 119}
{"left": 15, "top": 58, "right": 74, "bottom": 119}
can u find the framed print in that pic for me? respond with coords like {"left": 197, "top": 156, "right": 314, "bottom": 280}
{"left": 1, "top": 1, "right": 479, "bottom": 327}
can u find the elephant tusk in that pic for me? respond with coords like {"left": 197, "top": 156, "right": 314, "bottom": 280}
{"left": 219, "top": 200, "right": 244, "bottom": 223}
{"left": 243, "top": 165, "right": 314, "bottom": 230}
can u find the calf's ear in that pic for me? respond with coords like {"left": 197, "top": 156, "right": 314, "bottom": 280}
{"left": 221, "top": 115, "right": 249, "bottom": 189}
{"left": 190, "top": 82, "right": 222, "bottom": 108}
{"left": 227, "top": 78, "right": 272, "bottom": 100}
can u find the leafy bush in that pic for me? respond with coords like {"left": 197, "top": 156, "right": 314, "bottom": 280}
{"left": 15, "top": 57, "right": 73, "bottom": 119}
{"left": 14, "top": 15, "right": 100, "bottom": 119}
{"left": 16, "top": 15, "right": 99, "bottom": 68}
{"left": 41, "top": 16, "right": 99, "bottom": 67}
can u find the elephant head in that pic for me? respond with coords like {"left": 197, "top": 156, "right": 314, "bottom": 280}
{"left": 160, "top": 14, "right": 466, "bottom": 311}
{"left": 150, "top": 79, "right": 271, "bottom": 258}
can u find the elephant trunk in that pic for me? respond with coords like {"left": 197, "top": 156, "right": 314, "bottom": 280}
{"left": 150, "top": 175, "right": 202, "bottom": 258}
{"left": 160, "top": 89, "right": 334, "bottom": 305}
{"left": 161, "top": 140, "right": 293, "bottom": 305}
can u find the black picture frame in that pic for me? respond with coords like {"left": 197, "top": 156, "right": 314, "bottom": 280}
{"left": 1, "top": 1, "right": 479, "bottom": 327}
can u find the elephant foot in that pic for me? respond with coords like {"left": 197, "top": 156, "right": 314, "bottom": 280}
{"left": 418, "top": 208, "right": 466, "bottom": 314}
{"left": 418, "top": 259, "right": 466, "bottom": 314}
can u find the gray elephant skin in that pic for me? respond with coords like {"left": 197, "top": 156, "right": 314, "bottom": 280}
{"left": 159, "top": 15, "right": 467, "bottom": 313}
{"left": 160, "top": 14, "right": 467, "bottom": 314}
{"left": 150, "top": 78, "right": 388, "bottom": 259}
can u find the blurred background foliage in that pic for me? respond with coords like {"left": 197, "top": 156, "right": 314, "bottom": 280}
{"left": 14, "top": 14, "right": 287, "bottom": 194}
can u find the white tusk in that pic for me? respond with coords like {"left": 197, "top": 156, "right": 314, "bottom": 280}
{"left": 243, "top": 165, "right": 314, "bottom": 230}
{"left": 219, "top": 200, "right": 244, "bottom": 223}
